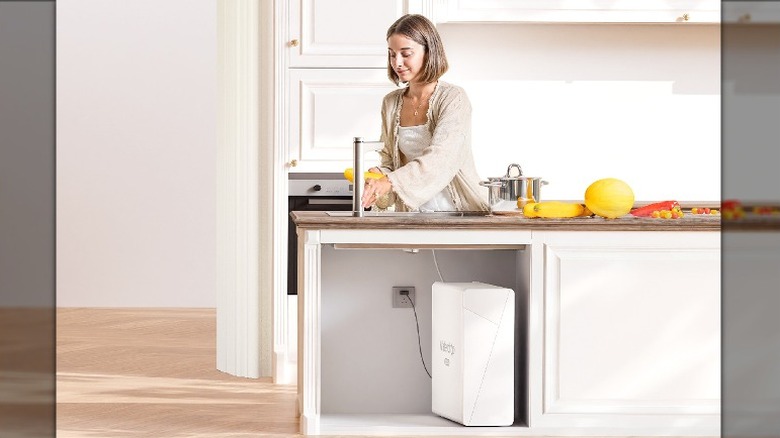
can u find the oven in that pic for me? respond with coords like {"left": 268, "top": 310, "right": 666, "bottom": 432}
{"left": 288, "top": 173, "right": 353, "bottom": 295}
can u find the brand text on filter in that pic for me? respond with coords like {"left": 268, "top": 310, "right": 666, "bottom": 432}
{"left": 439, "top": 341, "right": 456, "bottom": 356}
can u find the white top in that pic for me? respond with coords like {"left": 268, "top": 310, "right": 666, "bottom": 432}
{"left": 397, "top": 124, "right": 456, "bottom": 212}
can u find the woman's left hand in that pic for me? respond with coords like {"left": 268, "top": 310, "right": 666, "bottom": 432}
{"left": 361, "top": 177, "right": 392, "bottom": 208}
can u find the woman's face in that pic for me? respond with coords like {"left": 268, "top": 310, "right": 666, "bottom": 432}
{"left": 387, "top": 33, "right": 426, "bottom": 84}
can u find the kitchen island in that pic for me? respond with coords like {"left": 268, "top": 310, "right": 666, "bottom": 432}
{"left": 291, "top": 211, "right": 720, "bottom": 436}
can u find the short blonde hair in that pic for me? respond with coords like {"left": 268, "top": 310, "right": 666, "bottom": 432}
{"left": 386, "top": 14, "right": 449, "bottom": 86}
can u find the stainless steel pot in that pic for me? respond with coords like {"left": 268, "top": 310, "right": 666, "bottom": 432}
{"left": 479, "top": 164, "right": 549, "bottom": 213}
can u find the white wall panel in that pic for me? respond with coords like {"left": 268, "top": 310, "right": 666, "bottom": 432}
{"left": 56, "top": 0, "right": 217, "bottom": 307}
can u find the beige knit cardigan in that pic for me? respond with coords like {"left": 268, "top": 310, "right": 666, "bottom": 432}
{"left": 376, "top": 81, "right": 490, "bottom": 212}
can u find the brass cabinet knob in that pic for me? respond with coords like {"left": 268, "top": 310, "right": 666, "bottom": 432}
{"left": 681, "top": 13, "right": 690, "bottom": 21}
{"left": 739, "top": 13, "right": 752, "bottom": 23}
{"left": 288, "top": 159, "right": 298, "bottom": 168}
{"left": 289, "top": 39, "right": 299, "bottom": 47}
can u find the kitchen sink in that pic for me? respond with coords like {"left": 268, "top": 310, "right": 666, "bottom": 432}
{"left": 325, "top": 211, "right": 490, "bottom": 218}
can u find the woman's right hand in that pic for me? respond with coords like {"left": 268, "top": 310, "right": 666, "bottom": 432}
{"left": 368, "top": 167, "right": 382, "bottom": 175}
{"left": 361, "top": 176, "right": 392, "bottom": 209}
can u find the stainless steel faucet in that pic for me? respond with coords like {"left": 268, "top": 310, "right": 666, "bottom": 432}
{"left": 352, "top": 137, "right": 384, "bottom": 217}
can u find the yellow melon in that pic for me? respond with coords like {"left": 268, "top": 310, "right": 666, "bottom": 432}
{"left": 584, "top": 178, "right": 635, "bottom": 219}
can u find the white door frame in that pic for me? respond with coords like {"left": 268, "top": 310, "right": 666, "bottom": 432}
{"left": 215, "top": 0, "right": 280, "bottom": 380}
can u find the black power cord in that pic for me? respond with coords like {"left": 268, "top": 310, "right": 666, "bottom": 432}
{"left": 402, "top": 291, "right": 431, "bottom": 379}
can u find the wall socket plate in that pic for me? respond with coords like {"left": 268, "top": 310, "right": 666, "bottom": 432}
{"left": 392, "top": 286, "right": 416, "bottom": 308}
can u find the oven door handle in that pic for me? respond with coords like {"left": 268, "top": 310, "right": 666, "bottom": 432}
{"left": 308, "top": 198, "right": 352, "bottom": 205}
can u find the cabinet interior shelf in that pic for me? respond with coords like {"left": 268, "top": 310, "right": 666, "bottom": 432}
{"left": 318, "top": 414, "right": 530, "bottom": 436}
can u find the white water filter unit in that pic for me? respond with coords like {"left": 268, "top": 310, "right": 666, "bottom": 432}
{"left": 431, "top": 281, "right": 514, "bottom": 426}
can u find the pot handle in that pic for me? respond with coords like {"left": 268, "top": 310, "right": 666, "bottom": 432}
{"left": 506, "top": 163, "right": 523, "bottom": 177}
{"left": 479, "top": 180, "right": 502, "bottom": 187}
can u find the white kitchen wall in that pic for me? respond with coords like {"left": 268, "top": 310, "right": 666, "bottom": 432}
{"left": 56, "top": 0, "right": 217, "bottom": 307}
{"left": 437, "top": 24, "right": 720, "bottom": 202}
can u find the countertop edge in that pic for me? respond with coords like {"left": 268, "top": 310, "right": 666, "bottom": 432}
{"left": 290, "top": 211, "right": 723, "bottom": 231}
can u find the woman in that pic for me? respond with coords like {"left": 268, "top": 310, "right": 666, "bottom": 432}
{"left": 361, "top": 14, "right": 489, "bottom": 212}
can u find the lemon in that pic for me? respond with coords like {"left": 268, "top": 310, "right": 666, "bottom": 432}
{"left": 343, "top": 168, "right": 384, "bottom": 183}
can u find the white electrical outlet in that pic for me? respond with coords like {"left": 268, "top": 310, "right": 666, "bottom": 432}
{"left": 392, "top": 286, "right": 416, "bottom": 308}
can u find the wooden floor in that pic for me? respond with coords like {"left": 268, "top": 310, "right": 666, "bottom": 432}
{"left": 57, "top": 308, "right": 298, "bottom": 437}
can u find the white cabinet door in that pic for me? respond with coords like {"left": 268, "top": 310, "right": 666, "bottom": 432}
{"left": 288, "top": 69, "right": 399, "bottom": 173}
{"left": 431, "top": 0, "right": 720, "bottom": 24}
{"left": 530, "top": 231, "right": 720, "bottom": 433}
{"left": 288, "top": 0, "right": 413, "bottom": 68}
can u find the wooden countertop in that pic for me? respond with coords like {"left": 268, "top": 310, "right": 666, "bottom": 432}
{"left": 291, "top": 210, "right": 722, "bottom": 231}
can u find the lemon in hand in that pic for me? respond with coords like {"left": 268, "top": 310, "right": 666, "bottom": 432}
{"left": 343, "top": 168, "right": 384, "bottom": 183}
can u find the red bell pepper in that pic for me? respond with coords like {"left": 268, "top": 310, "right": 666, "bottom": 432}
{"left": 630, "top": 200, "right": 680, "bottom": 217}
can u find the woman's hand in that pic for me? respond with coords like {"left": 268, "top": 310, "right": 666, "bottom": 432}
{"left": 361, "top": 176, "right": 392, "bottom": 208}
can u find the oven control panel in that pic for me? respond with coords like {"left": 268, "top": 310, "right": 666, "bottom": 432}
{"left": 289, "top": 173, "right": 353, "bottom": 197}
